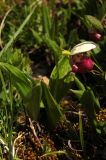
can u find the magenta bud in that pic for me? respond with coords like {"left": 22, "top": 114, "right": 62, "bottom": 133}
{"left": 94, "top": 33, "right": 102, "bottom": 41}
{"left": 72, "top": 64, "right": 79, "bottom": 73}
{"left": 89, "top": 30, "right": 102, "bottom": 41}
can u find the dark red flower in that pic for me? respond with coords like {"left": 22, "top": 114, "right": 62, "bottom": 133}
{"left": 72, "top": 57, "right": 94, "bottom": 73}
{"left": 78, "top": 58, "right": 94, "bottom": 73}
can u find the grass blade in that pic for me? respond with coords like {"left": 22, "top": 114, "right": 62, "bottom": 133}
{"left": 0, "top": 8, "right": 12, "bottom": 48}
{"left": 0, "top": 0, "right": 42, "bottom": 57}
{"left": 79, "top": 110, "right": 84, "bottom": 151}
{"left": 41, "top": 1, "right": 51, "bottom": 36}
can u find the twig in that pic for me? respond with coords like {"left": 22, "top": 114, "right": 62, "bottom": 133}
{"left": 0, "top": 137, "right": 9, "bottom": 152}
{"left": 28, "top": 117, "right": 43, "bottom": 149}
{"left": 40, "top": 150, "right": 67, "bottom": 158}
{"left": 68, "top": 140, "right": 82, "bottom": 152}
{"left": 13, "top": 133, "right": 24, "bottom": 157}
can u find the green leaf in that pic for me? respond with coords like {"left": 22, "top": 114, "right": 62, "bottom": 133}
{"left": 70, "top": 75, "right": 85, "bottom": 100}
{"left": 80, "top": 87, "right": 100, "bottom": 128}
{"left": 97, "top": 1, "right": 106, "bottom": 20}
{"left": 73, "top": 76, "right": 85, "bottom": 91}
{"left": 24, "top": 80, "right": 42, "bottom": 121}
{"left": 31, "top": 29, "right": 42, "bottom": 44}
{"left": 41, "top": 81, "right": 65, "bottom": 129}
{"left": 0, "top": 62, "right": 32, "bottom": 98}
{"left": 85, "top": 15, "right": 104, "bottom": 31}
{"left": 67, "top": 29, "right": 79, "bottom": 47}
{"left": 41, "top": 2, "right": 51, "bottom": 36}
{"left": 44, "top": 35, "right": 61, "bottom": 61}
{"left": 49, "top": 56, "right": 73, "bottom": 102}
{"left": 70, "top": 89, "right": 84, "bottom": 100}
{"left": 50, "top": 56, "right": 71, "bottom": 79}
{"left": 0, "top": 62, "right": 42, "bottom": 121}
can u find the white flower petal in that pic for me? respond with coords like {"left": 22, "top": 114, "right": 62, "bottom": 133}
{"left": 71, "top": 41, "right": 97, "bottom": 55}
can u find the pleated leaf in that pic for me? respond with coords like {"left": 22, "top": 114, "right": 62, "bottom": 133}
{"left": 41, "top": 81, "right": 65, "bottom": 129}
{"left": 49, "top": 56, "right": 73, "bottom": 102}
{"left": 0, "top": 62, "right": 42, "bottom": 121}
{"left": 85, "top": 15, "right": 104, "bottom": 31}
{"left": 0, "top": 62, "right": 32, "bottom": 98}
{"left": 80, "top": 87, "right": 100, "bottom": 128}
{"left": 24, "top": 80, "right": 42, "bottom": 121}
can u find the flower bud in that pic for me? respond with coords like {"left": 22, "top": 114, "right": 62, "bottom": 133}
{"left": 94, "top": 32, "right": 102, "bottom": 41}
{"left": 72, "top": 64, "right": 79, "bottom": 73}
{"left": 89, "top": 30, "right": 102, "bottom": 41}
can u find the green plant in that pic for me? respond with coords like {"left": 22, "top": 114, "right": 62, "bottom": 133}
{"left": 0, "top": 1, "right": 106, "bottom": 159}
